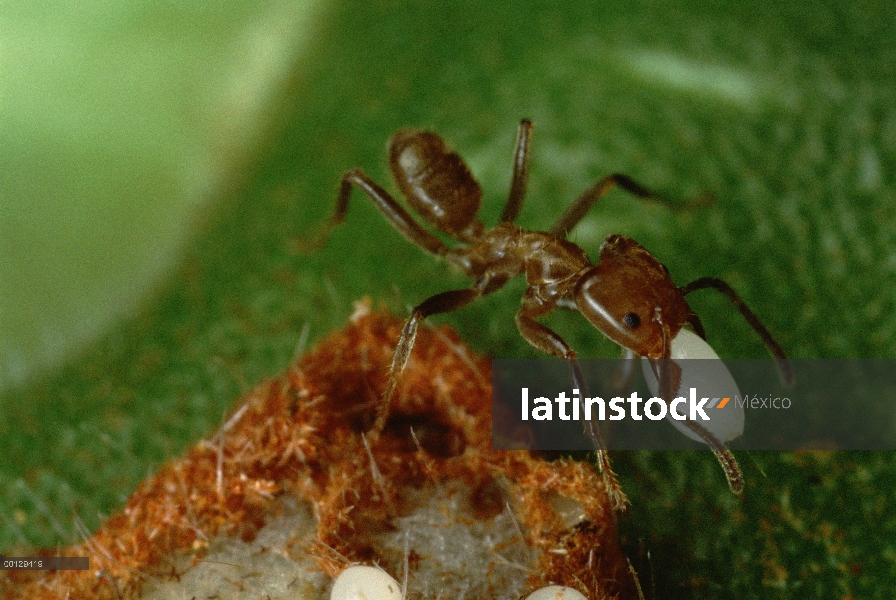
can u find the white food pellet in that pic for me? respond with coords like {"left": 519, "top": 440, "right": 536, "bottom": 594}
{"left": 524, "top": 585, "right": 588, "bottom": 600}
{"left": 667, "top": 326, "right": 724, "bottom": 360}
{"left": 641, "top": 327, "right": 745, "bottom": 443}
{"left": 330, "top": 565, "right": 403, "bottom": 600}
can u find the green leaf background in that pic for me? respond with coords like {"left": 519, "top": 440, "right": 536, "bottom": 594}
{"left": 2, "top": 0, "right": 895, "bottom": 597}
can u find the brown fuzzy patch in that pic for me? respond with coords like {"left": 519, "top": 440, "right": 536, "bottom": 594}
{"left": 1, "top": 307, "right": 637, "bottom": 599}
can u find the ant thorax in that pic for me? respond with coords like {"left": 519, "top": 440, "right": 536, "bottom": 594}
{"left": 460, "top": 222, "right": 591, "bottom": 298}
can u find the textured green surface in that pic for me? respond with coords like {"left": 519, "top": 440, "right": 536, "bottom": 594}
{"left": 2, "top": 1, "right": 895, "bottom": 597}
{"left": 0, "top": 0, "right": 320, "bottom": 389}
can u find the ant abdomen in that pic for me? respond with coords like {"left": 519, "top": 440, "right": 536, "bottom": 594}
{"left": 388, "top": 129, "right": 483, "bottom": 240}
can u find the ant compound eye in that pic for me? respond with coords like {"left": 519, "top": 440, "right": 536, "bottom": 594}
{"left": 622, "top": 312, "right": 641, "bottom": 329}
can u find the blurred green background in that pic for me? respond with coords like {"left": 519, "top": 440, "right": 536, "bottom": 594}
{"left": 2, "top": 0, "right": 895, "bottom": 597}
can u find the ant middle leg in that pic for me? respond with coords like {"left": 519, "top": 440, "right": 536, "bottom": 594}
{"left": 515, "top": 294, "right": 629, "bottom": 511}
{"left": 499, "top": 119, "right": 534, "bottom": 224}
{"left": 303, "top": 168, "right": 450, "bottom": 257}
{"left": 372, "top": 287, "right": 483, "bottom": 439}
{"left": 549, "top": 174, "right": 657, "bottom": 238}
{"left": 680, "top": 277, "right": 793, "bottom": 385}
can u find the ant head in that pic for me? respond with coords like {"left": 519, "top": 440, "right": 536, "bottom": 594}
{"left": 574, "top": 235, "right": 692, "bottom": 358}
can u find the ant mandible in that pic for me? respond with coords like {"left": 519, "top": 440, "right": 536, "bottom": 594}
{"left": 316, "top": 120, "right": 790, "bottom": 511}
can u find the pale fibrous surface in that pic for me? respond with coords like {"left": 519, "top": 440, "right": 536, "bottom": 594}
{"left": 140, "top": 497, "right": 328, "bottom": 600}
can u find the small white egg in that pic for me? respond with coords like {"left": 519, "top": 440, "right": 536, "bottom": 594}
{"left": 641, "top": 327, "right": 744, "bottom": 443}
{"left": 524, "top": 585, "right": 588, "bottom": 600}
{"left": 330, "top": 565, "right": 403, "bottom": 600}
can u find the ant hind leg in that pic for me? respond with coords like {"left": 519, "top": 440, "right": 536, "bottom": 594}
{"left": 300, "top": 168, "right": 449, "bottom": 257}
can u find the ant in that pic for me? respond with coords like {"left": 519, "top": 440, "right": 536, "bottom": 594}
{"left": 314, "top": 119, "right": 791, "bottom": 510}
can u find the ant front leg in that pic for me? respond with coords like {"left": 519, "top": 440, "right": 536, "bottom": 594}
{"left": 304, "top": 168, "right": 450, "bottom": 257}
{"left": 647, "top": 331, "right": 745, "bottom": 495}
{"left": 516, "top": 291, "right": 629, "bottom": 511}
{"left": 605, "top": 347, "right": 639, "bottom": 397}
{"left": 372, "top": 287, "right": 483, "bottom": 439}
{"left": 684, "top": 420, "right": 745, "bottom": 494}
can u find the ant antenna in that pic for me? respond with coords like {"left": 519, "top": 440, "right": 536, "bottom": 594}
{"left": 680, "top": 277, "right": 794, "bottom": 386}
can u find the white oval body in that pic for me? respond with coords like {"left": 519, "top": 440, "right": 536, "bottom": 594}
{"left": 641, "top": 328, "right": 744, "bottom": 443}
{"left": 524, "top": 585, "right": 588, "bottom": 600}
{"left": 330, "top": 565, "right": 403, "bottom": 600}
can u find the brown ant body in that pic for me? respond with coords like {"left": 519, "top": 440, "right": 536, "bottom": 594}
{"left": 317, "top": 120, "right": 789, "bottom": 510}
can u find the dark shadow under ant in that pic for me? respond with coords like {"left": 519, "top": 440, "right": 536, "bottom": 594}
{"left": 312, "top": 119, "right": 791, "bottom": 511}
